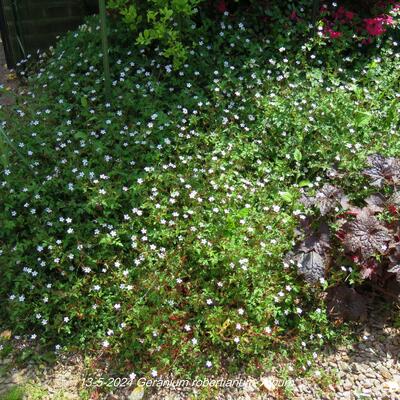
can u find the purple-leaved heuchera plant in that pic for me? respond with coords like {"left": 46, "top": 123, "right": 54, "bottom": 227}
{"left": 287, "top": 154, "right": 400, "bottom": 319}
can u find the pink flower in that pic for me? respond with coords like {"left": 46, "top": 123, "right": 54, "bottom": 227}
{"left": 328, "top": 29, "right": 342, "bottom": 39}
{"left": 364, "top": 16, "right": 390, "bottom": 36}
{"left": 385, "top": 15, "right": 394, "bottom": 25}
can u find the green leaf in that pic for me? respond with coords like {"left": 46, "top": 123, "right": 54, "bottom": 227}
{"left": 279, "top": 191, "right": 293, "bottom": 203}
{"left": 355, "top": 111, "right": 372, "bottom": 127}
{"left": 80, "top": 97, "right": 88, "bottom": 108}
{"left": 298, "top": 180, "right": 311, "bottom": 187}
{"left": 294, "top": 149, "right": 302, "bottom": 162}
{"left": 74, "top": 131, "right": 87, "bottom": 140}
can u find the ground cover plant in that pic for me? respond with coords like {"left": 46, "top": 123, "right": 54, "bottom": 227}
{"left": 0, "top": 0, "right": 400, "bottom": 393}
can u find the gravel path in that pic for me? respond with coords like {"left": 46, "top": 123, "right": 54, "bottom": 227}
{"left": 0, "top": 304, "right": 399, "bottom": 399}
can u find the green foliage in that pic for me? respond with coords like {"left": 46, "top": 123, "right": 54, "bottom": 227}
{"left": 0, "top": 3, "right": 399, "bottom": 385}
{"left": 107, "top": 0, "right": 201, "bottom": 66}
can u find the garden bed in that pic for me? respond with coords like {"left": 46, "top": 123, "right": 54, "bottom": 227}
{"left": 0, "top": 1, "right": 400, "bottom": 399}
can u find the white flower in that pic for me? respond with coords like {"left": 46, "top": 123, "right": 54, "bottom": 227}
{"left": 129, "top": 372, "right": 136, "bottom": 380}
{"left": 205, "top": 360, "right": 212, "bottom": 368}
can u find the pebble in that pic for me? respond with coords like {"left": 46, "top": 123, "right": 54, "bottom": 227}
{"left": 379, "top": 366, "right": 392, "bottom": 380}
{"left": 338, "top": 361, "right": 350, "bottom": 372}
{"left": 342, "top": 380, "right": 353, "bottom": 391}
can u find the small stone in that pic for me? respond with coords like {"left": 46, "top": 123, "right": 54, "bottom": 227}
{"left": 337, "top": 370, "right": 347, "bottom": 379}
{"left": 338, "top": 361, "right": 350, "bottom": 372}
{"left": 339, "top": 380, "right": 351, "bottom": 391}
{"left": 11, "top": 370, "right": 28, "bottom": 384}
{"left": 378, "top": 366, "right": 392, "bottom": 380}
{"left": 365, "top": 370, "right": 377, "bottom": 379}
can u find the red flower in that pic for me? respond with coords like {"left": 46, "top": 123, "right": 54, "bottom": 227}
{"left": 350, "top": 254, "right": 360, "bottom": 264}
{"left": 290, "top": 10, "right": 299, "bottom": 21}
{"left": 329, "top": 29, "right": 342, "bottom": 39}
{"left": 333, "top": 6, "right": 345, "bottom": 20}
{"left": 345, "top": 10, "right": 355, "bottom": 21}
{"left": 216, "top": 0, "right": 227, "bottom": 13}
{"left": 333, "top": 6, "right": 355, "bottom": 23}
{"left": 388, "top": 204, "right": 398, "bottom": 215}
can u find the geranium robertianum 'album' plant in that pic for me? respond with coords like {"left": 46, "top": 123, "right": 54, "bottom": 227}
{"left": 0, "top": 0, "right": 399, "bottom": 388}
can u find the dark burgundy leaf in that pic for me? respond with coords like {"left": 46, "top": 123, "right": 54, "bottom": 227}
{"left": 326, "top": 285, "right": 368, "bottom": 322}
{"left": 299, "top": 222, "right": 331, "bottom": 254}
{"left": 389, "top": 244, "right": 400, "bottom": 283}
{"left": 363, "top": 154, "right": 400, "bottom": 187}
{"left": 389, "top": 157, "right": 400, "bottom": 186}
{"left": 388, "top": 265, "right": 400, "bottom": 283}
{"left": 364, "top": 193, "right": 386, "bottom": 213}
{"left": 342, "top": 208, "right": 391, "bottom": 259}
{"left": 292, "top": 251, "right": 326, "bottom": 283}
{"left": 314, "top": 184, "right": 346, "bottom": 215}
{"left": 295, "top": 215, "right": 314, "bottom": 236}
{"left": 299, "top": 194, "right": 315, "bottom": 209}
{"left": 365, "top": 192, "right": 400, "bottom": 213}
{"left": 363, "top": 154, "right": 393, "bottom": 187}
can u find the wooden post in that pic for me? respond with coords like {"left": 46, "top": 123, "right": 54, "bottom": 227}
{"left": 99, "top": 0, "right": 111, "bottom": 101}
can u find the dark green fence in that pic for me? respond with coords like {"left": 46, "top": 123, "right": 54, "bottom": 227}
{"left": 0, "top": 0, "right": 97, "bottom": 68}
